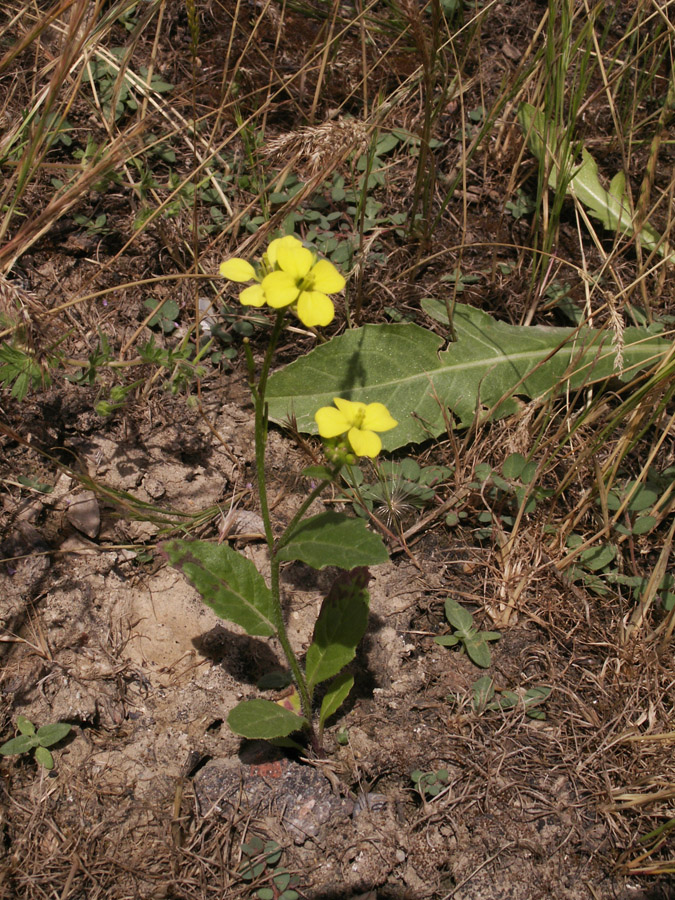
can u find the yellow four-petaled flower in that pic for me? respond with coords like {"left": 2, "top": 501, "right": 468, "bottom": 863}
{"left": 219, "top": 235, "right": 345, "bottom": 328}
{"left": 314, "top": 397, "right": 398, "bottom": 458}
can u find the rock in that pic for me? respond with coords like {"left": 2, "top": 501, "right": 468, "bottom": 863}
{"left": 66, "top": 491, "right": 100, "bottom": 538}
{"left": 194, "top": 756, "right": 353, "bottom": 844}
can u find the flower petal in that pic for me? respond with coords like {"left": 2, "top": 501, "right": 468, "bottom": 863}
{"left": 296, "top": 291, "right": 334, "bottom": 327}
{"left": 220, "top": 258, "right": 256, "bottom": 282}
{"left": 348, "top": 427, "right": 382, "bottom": 458}
{"left": 315, "top": 406, "right": 350, "bottom": 438}
{"left": 262, "top": 271, "right": 300, "bottom": 307}
{"left": 239, "top": 284, "right": 266, "bottom": 307}
{"left": 362, "top": 402, "right": 398, "bottom": 432}
{"left": 310, "top": 259, "right": 346, "bottom": 294}
{"left": 277, "top": 243, "right": 314, "bottom": 279}
{"left": 267, "top": 235, "right": 303, "bottom": 266}
{"left": 333, "top": 397, "right": 366, "bottom": 425}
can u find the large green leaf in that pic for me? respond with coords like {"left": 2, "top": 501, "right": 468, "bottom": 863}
{"left": 277, "top": 512, "right": 388, "bottom": 570}
{"left": 266, "top": 304, "right": 670, "bottom": 451}
{"left": 162, "top": 540, "right": 277, "bottom": 637}
{"left": 519, "top": 102, "right": 674, "bottom": 263}
{"left": 227, "top": 699, "right": 307, "bottom": 739}
{"left": 305, "top": 568, "right": 370, "bottom": 691}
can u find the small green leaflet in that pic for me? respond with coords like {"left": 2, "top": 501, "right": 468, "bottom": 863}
{"left": 319, "top": 672, "right": 355, "bottom": 729}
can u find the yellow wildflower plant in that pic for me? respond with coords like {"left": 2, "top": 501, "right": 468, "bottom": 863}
{"left": 220, "top": 235, "right": 345, "bottom": 327}
{"left": 315, "top": 397, "right": 398, "bottom": 458}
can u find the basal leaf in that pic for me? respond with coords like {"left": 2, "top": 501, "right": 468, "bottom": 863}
{"left": 277, "top": 512, "right": 388, "bottom": 570}
{"left": 162, "top": 540, "right": 277, "bottom": 637}
{"left": 319, "top": 672, "right": 355, "bottom": 729}
{"left": 305, "top": 568, "right": 370, "bottom": 691}
{"left": 227, "top": 699, "right": 307, "bottom": 739}
{"left": 519, "top": 102, "right": 674, "bottom": 263}
{"left": 434, "top": 635, "right": 460, "bottom": 647}
{"left": 266, "top": 305, "right": 670, "bottom": 451}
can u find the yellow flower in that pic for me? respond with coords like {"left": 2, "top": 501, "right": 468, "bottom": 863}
{"left": 314, "top": 397, "right": 398, "bottom": 458}
{"left": 219, "top": 257, "right": 265, "bottom": 307}
{"left": 262, "top": 239, "right": 345, "bottom": 328}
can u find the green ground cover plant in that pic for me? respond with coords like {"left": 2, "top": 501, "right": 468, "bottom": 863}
{"left": 0, "top": 716, "right": 71, "bottom": 771}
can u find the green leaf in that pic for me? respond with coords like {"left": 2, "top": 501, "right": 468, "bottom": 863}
{"left": 36, "top": 723, "right": 71, "bottom": 748}
{"left": 0, "top": 734, "right": 38, "bottom": 755}
{"left": 482, "top": 631, "right": 502, "bottom": 642}
{"left": 444, "top": 598, "right": 475, "bottom": 633}
{"left": 472, "top": 676, "right": 494, "bottom": 710}
{"left": 518, "top": 103, "right": 674, "bottom": 264}
{"left": 34, "top": 746, "right": 55, "bottom": 769}
{"left": 266, "top": 305, "right": 670, "bottom": 451}
{"left": 162, "top": 540, "right": 277, "bottom": 637}
{"left": 305, "top": 568, "right": 370, "bottom": 690}
{"left": 580, "top": 543, "right": 616, "bottom": 572}
{"left": 319, "top": 672, "right": 355, "bottom": 729}
{"left": 227, "top": 699, "right": 308, "bottom": 740}
{"left": 434, "top": 634, "right": 460, "bottom": 647}
{"left": 16, "top": 716, "right": 36, "bottom": 735}
{"left": 34, "top": 745, "right": 55, "bottom": 768}
{"left": 632, "top": 515, "right": 656, "bottom": 535}
{"left": 277, "top": 512, "right": 388, "bottom": 570}
{"left": 502, "top": 452, "right": 527, "bottom": 480}
{"left": 464, "top": 638, "right": 492, "bottom": 669}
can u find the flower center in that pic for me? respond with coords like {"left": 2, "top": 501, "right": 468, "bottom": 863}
{"left": 351, "top": 408, "right": 366, "bottom": 429}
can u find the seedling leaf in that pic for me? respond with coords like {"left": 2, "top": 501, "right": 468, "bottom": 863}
{"left": 444, "top": 598, "right": 475, "bottom": 633}
{"left": 0, "top": 734, "right": 38, "bottom": 755}
{"left": 36, "top": 723, "right": 71, "bottom": 747}
{"left": 34, "top": 746, "right": 54, "bottom": 769}
{"left": 465, "top": 638, "right": 492, "bottom": 669}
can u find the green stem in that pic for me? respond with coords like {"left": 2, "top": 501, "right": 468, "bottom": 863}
{"left": 251, "top": 310, "right": 316, "bottom": 739}
{"left": 275, "top": 465, "right": 342, "bottom": 553}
